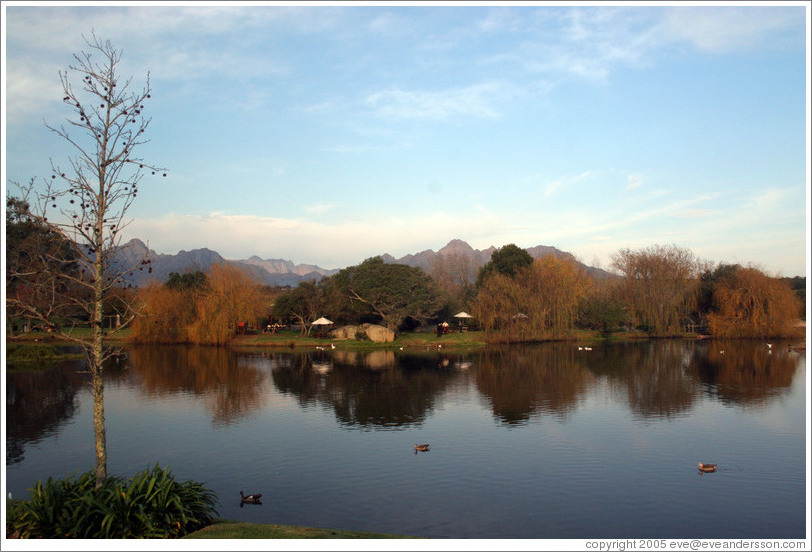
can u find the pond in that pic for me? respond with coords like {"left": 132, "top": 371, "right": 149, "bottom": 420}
{"left": 5, "top": 340, "right": 808, "bottom": 539}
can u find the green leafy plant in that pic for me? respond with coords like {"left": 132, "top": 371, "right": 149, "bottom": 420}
{"left": 8, "top": 464, "right": 219, "bottom": 538}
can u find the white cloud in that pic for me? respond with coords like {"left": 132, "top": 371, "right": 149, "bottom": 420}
{"left": 624, "top": 174, "right": 644, "bottom": 192}
{"left": 541, "top": 170, "right": 596, "bottom": 198}
{"left": 366, "top": 82, "right": 506, "bottom": 121}
{"left": 304, "top": 203, "right": 335, "bottom": 215}
{"left": 663, "top": 6, "right": 803, "bottom": 54}
{"left": 672, "top": 208, "right": 719, "bottom": 219}
{"left": 124, "top": 209, "right": 505, "bottom": 268}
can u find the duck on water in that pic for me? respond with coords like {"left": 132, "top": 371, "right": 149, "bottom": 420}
{"left": 240, "top": 491, "right": 263, "bottom": 505}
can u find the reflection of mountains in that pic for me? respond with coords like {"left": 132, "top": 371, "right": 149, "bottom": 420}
{"left": 125, "top": 346, "right": 271, "bottom": 425}
{"left": 271, "top": 351, "right": 460, "bottom": 429}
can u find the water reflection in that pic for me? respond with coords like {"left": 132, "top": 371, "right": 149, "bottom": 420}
{"left": 687, "top": 341, "right": 799, "bottom": 406}
{"left": 271, "top": 350, "right": 459, "bottom": 429}
{"left": 588, "top": 341, "right": 698, "bottom": 420}
{"left": 474, "top": 345, "right": 594, "bottom": 425}
{"left": 6, "top": 355, "right": 128, "bottom": 466}
{"left": 6, "top": 341, "right": 803, "bottom": 464}
{"left": 125, "top": 346, "right": 272, "bottom": 426}
{"left": 6, "top": 362, "right": 87, "bottom": 465}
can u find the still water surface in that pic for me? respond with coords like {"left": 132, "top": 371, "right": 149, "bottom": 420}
{"left": 5, "top": 341, "right": 808, "bottom": 539}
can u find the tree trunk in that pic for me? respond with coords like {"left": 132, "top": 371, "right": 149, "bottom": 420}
{"left": 92, "top": 242, "right": 107, "bottom": 488}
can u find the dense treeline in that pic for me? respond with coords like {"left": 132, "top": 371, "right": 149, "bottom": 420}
{"left": 127, "top": 243, "right": 804, "bottom": 345}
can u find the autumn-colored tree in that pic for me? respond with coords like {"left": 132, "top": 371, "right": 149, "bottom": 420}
{"left": 471, "top": 272, "right": 523, "bottom": 339}
{"left": 611, "top": 244, "right": 699, "bottom": 336}
{"left": 707, "top": 266, "right": 802, "bottom": 338}
{"left": 473, "top": 256, "right": 591, "bottom": 342}
{"left": 189, "top": 264, "right": 265, "bottom": 345}
{"left": 518, "top": 255, "right": 592, "bottom": 336}
{"left": 131, "top": 283, "right": 196, "bottom": 344}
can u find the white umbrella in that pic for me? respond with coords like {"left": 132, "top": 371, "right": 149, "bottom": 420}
{"left": 311, "top": 317, "right": 333, "bottom": 326}
{"left": 454, "top": 312, "right": 473, "bottom": 319}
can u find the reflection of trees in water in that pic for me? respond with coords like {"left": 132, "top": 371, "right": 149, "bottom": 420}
{"left": 125, "top": 346, "right": 270, "bottom": 426}
{"left": 271, "top": 351, "right": 460, "bottom": 429}
{"left": 687, "top": 341, "right": 800, "bottom": 407}
{"left": 6, "top": 360, "right": 88, "bottom": 465}
{"left": 474, "top": 345, "right": 593, "bottom": 426}
{"left": 588, "top": 341, "right": 699, "bottom": 420}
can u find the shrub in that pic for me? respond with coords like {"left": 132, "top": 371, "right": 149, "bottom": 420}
{"left": 8, "top": 465, "right": 219, "bottom": 539}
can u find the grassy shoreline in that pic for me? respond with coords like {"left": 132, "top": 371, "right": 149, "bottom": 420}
{"left": 7, "top": 325, "right": 804, "bottom": 362}
{"left": 182, "top": 519, "right": 416, "bottom": 539}
{"left": 5, "top": 326, "right": 667, "bottom": 349}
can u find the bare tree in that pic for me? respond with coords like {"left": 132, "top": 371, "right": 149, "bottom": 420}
{"left": 6, "top": 33, "right": 165, "bottom": 487}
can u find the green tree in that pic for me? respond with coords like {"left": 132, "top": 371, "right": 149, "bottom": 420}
{"left": 166, "top": 270, "right": 208, "bottom": 292}
{"left": 325, "top": 257, "right": 445, "bottom": 330}
{"left": 273, "top": 280, "right": 325, "bottom": 335}
{"left": 476, "top": 243, "right": 533, "bottom": 287}
{"left": 5, "top": 34, "right": 165, "bottom": 488}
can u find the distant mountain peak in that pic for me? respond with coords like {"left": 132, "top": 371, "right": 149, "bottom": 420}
{"left": 438, "top": 239, "right": 476, "bottom": 256}
{"left": 115, "top": 237, "right": 612, "bottom": 288}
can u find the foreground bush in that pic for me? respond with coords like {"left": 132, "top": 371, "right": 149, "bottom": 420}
{"left": 8, "top": 465, "right": 219, "bottom": 538}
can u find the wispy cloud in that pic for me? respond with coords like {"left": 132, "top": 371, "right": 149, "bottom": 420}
{"left": 672, "top": 208, "right": 719, "bottom": 219}
{"left": 624, "top": 174, "right": 645, "bottom": 192}
{"left": 663, "top": 6, "right": 804, "bottom": 54}
{"left": 366, "top": 82, "right": 507, "bottom": 121}
{"left": 541, "top": 170, "right": 597, "bottom": 198}
{"left": 304, "top": 203, "right": 335, "bottom": 215}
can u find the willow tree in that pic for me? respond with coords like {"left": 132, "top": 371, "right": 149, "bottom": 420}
{"left": 706, "top": 266, "right": 802, "bottom": 338}
{"left": 6, "top": 33, "right": 165, "bottom": 487}
{"left": 611, "top": 244, "right": 699, "bottom": 336}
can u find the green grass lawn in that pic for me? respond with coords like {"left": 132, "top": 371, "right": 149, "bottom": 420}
{"left": 8, "top": 324, "right": 674, "bottom": 353}
{"left": 231, "top": 327, "right": 489, "bottom": 351}
{"left": 182, "top": 519, "right": 417, "bottom": 539}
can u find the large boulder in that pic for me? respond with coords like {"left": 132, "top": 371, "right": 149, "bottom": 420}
{"left": 330, "top": 323, "right": 396, "bottom": 343}
{"left": 363, "top": 323, "right": 396, "bottom": 343}
{"left": 331, "top": 325, "right": 360, "bottom": 340}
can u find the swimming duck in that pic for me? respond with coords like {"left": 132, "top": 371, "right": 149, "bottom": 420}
{"left": 414, "top": 444, "right": 430, "bottom": 452}
{"left": 240, "top": 491, "right": 263, "bottom": 504}
{"left": 698, "top": 463, "right": 717, "bottom": 473}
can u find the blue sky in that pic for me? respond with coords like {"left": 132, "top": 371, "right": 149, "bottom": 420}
{"left": 2, "top": 2, "right": 809, "bottom": 276}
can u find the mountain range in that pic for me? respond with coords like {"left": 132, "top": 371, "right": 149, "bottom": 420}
{"left": 116, "top": 238, "right": 613, "bottom": 288}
